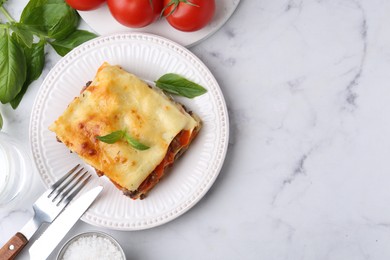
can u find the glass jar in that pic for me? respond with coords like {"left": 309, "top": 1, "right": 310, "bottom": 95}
{"left": 0, "top": 132, "right": 32, "bottom": 212}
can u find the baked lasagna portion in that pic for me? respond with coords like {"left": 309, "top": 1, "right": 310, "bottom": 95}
{"left": 49, "top": 63, "right": 201, "bottom": 199}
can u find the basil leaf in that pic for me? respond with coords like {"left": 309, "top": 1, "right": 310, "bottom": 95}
{"left": 20, "top": 0, "right": 64, "bottom": 22}
{"left": 10, "top": 40, "right": 45, "bottom": 109}
{"left": 97, "top": 130, "right": 150, "bottom": 150}
{"left": 21, "top": 3, "right": 79, "bottom": 40}
{"left": 48, "top": 4, "right": 79, "bottom": 40}
{"left": 0, "top": 30, "right": 27, "bottom": 104}
{"left": 24, "top": 40, "right": 45, "bottom": 82}
{"left": 0, "top": 112, "right": 3, "bottom": 130}
{"left": 155, "top": 73, "right": 207, "bottom": 98}
{"left": 124, "top": 133, "right": 150, "bottom": 151}
{"left": 50, "top": 30, "right": 96, "bottom": 56}
{"left": 97, "top": 130, "right": 125, "bottom": 144}
{"left": 10, "top": 24, "right": 34, "bottom": 48}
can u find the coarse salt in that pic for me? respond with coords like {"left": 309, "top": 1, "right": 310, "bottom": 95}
{"left": 61, "top": 234, "right": 124, "bottom": 260}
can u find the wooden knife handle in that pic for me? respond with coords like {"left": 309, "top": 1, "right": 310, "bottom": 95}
{"left": 0, "top": 232, "right": 28, "bottom": 260}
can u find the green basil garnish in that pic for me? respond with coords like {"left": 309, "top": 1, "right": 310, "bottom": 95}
{"left": 96, "top": 130, "right": 125, "bottom": 144}
{"left": 155, "top": 73, "right": 207, "bottom": 98}
{"left": 124, "top": 133, "right": 150, "bottom": 151}
{"left": 97, "top": 130, "right": 150, "bottom": 151}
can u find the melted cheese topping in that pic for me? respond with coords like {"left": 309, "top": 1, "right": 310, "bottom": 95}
{"left": 49, "top": 63, "right": 198, "bottom": 190}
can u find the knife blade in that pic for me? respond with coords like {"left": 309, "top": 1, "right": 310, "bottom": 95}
{"left": 29, "top": 185, "right": 103, "bottom": 260}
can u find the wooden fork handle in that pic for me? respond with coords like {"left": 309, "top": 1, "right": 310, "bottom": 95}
{"left": 0, "top": 232, "right": 28, "bottom": 260}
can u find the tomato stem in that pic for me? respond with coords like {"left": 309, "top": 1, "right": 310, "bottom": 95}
{"left": 148, "top": 0, "right": 154, "bottom": 11}
{"left": 181, "top": 0, "right": 199, "bottom": 8}
{"left": 161, "top": 0, "right": 199, "bottom": 18}
{"left": 161, "top": 0, "right": 177, "bottom": 18}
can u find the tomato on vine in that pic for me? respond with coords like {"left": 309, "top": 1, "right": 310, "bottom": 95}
{"left": 107, "top": 0, "right": 163, "bottom": 28}
{"left": 65, "top": 0, "right": 106, "bottom": 11}
{"left": 162, "top": 0, "right": 215, "bottom": 32}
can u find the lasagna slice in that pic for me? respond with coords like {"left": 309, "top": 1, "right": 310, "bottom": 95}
{"left": 49, "top": 63, "right": 201, "bottom": 199}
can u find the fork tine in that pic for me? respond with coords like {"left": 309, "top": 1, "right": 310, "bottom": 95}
{"left": 48, "top": 164, "right": 80, "bottom": 194}
{"left": 57, "top": 171, "right": 91, "bottom": 205}
{"left": 61, "top": 174, "right": 92, "bottom": 206}
{"left": 50, "top": 167, "right": 84, "bottom": 201}
{"left": 57, "top": 170, "right": 87, "bottom": 201}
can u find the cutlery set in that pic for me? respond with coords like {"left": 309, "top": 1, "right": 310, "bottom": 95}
{"left": 0, "top": 165, "right": 103, "bottom": 260}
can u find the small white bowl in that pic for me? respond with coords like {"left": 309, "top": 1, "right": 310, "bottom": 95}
{"left": 57, "top": 231, "right": 126, "bottom": 260}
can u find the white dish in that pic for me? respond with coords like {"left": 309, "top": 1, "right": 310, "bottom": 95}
{"left": 78, "top": 0, "right": 240, "bottom": 47}
{"left": 30, "top": 33, "right": 229, "bottom": 230}
{"left": 57, "top": 231, "right": 125, "bottom": 259}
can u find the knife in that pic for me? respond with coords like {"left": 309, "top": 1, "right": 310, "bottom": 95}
{"left": 29, "top": 185, "right": 103, "bottom": 260}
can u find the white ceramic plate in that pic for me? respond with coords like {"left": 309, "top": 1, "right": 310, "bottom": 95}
{"left": 78, "top": 0, "right": 240, "bottom": 47}
{"left": 30, "top": 33, "right": 229, "bottom": 230}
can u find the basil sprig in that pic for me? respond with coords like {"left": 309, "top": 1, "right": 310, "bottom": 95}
{"left": 0, "top": 0, "right": 97, "bottom": 129}
{"left": 124, "top": 133, "right": 150, "bottom": 151}
{"left": 10, "top": 40, "right": 45, "bottom": 108}
{"left": 96, "top": 130, "right": 124, "bottom": 144}
{"left": 0, "top": 29, "right": 26, "bottom": 104}
{"left": 97, "top": 130, "right": 150, "bottom": 151}
{"left": 49, "top": 29, "right": 97, "bottom": 56}
{"left": 155, "top": 73, "right": 207, "bottom": 98}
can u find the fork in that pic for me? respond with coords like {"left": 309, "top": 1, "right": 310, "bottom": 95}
{"left": 0, "top": 164, "right": 91, "bottom": 260}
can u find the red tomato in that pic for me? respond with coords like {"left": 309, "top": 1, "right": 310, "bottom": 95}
{"left": 65, "top": 0, "right": 106, "bottom": 11}
{"left": 107, "top": 0, "right": 163, "bottom": 28}
{"left": 163, "top": 0, "right": 215, "bottom": 32}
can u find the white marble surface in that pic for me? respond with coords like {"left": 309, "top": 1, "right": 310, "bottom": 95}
{"left": 2, "top": 0, "right": 390, "bottom": 259}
